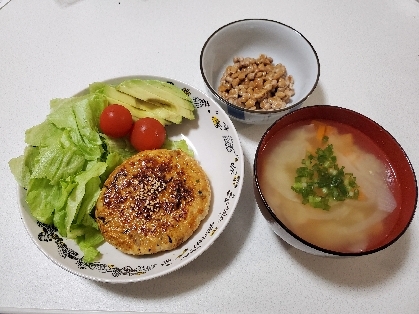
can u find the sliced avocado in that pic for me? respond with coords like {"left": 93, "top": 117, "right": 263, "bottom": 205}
{"left": 90, "top": 83, "right": 171, "bottom": 125}
{"left": 93, "top": 84, "right": 138, "bottom": 108}
{"left": 117, "top": 79, "right": 170, "bottom": 105}
{"left": 121, "top": 102, "right": 170, "bottom": 126}
{"left": 148, "top": 100, "right": 195, "bottom": 120}
{"left": 143, "top": 80, "right": 194, "bottom": 109}
{"left": 135, "top": 99, "right": 183, "bottom": 124}
{"left": 117, "top": 79, "right": 195, "bottom": 115}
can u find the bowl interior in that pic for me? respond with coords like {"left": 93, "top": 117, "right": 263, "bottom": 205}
{"left": 255, "top": 105, "right": 417, "bottom": 254}
{"left": 201, "top": 19, "right": 320, "bottom": 108}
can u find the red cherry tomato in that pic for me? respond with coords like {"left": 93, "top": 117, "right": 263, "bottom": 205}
{"left": 99, "top": 104, "right": 133, "bottom": 138}
{"left": 130, "top": 117, "right": 166, "bottom": 151}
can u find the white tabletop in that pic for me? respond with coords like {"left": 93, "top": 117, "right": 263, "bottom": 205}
{"left": 1, "top": 0, "right": 419, "bottom": 313}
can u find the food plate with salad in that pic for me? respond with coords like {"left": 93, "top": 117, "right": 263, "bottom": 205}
{"left": 10, "top": 75, "right": 244, "bottom": 283}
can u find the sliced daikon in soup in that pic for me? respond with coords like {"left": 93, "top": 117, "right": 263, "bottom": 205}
{"left": 262, "top": 125, "right": 314, "bottom": 203}
{"left": 258, "top": 120, "right": 399, "bottom": 252}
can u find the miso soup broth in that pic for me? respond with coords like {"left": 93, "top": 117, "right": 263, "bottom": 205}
{"left": 258, "top": 120, "right": 401, "bottom": 253}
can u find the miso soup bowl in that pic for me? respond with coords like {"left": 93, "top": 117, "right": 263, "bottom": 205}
{"left": 254, "top": 105, "right": 417, "bottom": 256}
{"left": 200, "top": 19, "right": 320, "bottom": 125}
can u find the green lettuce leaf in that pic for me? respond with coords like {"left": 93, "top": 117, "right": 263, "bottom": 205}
{"left": 48, "top": 95, "right": 106, "bottom": 161}
{"left": 9, "top": 93, "right": 136, "bottom": 262}
{"left": 9, "top": 85, "right": 196, "bottom": 263}
{"left": 162, "top": 138, "right": 194, "bottom": 157}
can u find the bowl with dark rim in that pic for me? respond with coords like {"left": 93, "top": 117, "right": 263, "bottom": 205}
{"left": 200, "top": 19, "right": 320, "bottom": 124}
{"left": 254, "top": 105, "right": 417, "bottom": 256}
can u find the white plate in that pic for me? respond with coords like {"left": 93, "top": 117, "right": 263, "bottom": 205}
{"left": 18, "top": 75, "right": 244, "bottom": 283}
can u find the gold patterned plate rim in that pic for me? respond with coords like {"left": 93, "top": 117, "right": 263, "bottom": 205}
{"left": 18, "top": 75, "right": 245, "bottom": 283}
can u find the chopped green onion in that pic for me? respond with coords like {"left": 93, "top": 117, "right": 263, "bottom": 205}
{"left": 291, "top": 140, "right": 360, "bottom": 211}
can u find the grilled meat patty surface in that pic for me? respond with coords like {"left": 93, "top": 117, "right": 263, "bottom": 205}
{"left": 95, "top": 149, "right": 211, "bottom": 255}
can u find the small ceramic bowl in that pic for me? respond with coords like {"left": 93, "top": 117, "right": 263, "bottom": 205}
{"left": 254, "top": 105, "right": 417, "bottom": 256}
{"left": 200, "top": 19, "right": 320, "bottom": 124}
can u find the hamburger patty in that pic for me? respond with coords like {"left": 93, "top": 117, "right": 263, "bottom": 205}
{"left": 95, "top": 149, "right": 211, "bottom": 255}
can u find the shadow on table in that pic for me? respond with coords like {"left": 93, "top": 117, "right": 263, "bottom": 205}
{"left": 278, "top": 227, "right": 412, "bottom": 288}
